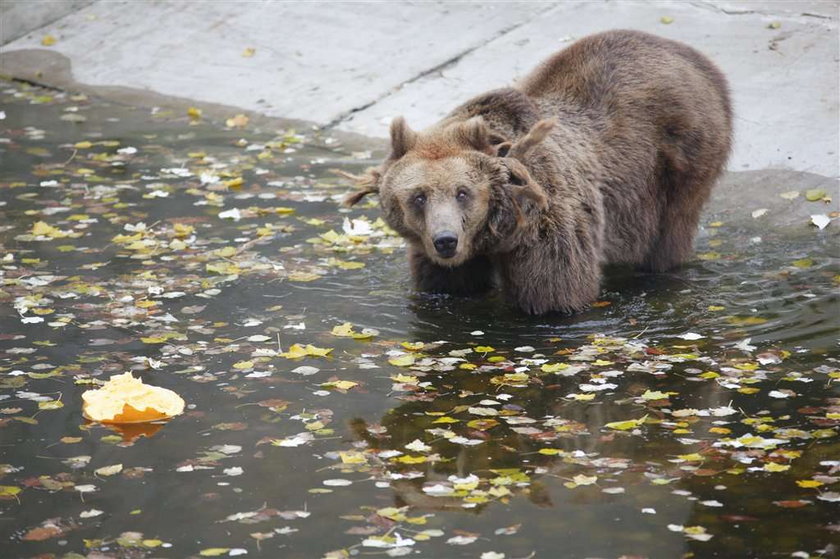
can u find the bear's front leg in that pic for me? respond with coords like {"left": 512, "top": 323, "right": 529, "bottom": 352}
{"left": 408, "top": 245, "right": 496, "bottom": 296}
{"left": 499, "top": 238, "right": 602, "bottom": 315}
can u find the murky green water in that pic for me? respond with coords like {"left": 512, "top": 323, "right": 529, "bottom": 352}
{"left": 1, "top": 80, "right": 838, "bottom": 559}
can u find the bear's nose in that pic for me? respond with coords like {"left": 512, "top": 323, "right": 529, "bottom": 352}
{"left": 433, "top": 232, "right": 458, "bottom": 258}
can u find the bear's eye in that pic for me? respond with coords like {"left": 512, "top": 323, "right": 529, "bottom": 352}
{"left": 456, "top": 189, "right": 469, "bottom": 202}
{"left": 412, "top": 193, "right": 427, "bottom": 208}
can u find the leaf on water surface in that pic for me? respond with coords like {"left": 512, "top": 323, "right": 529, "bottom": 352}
{"left": 804, "top": 188, "right": 827, "bottom": 201}
{"left": 31, "top": 221, "right": 70, "bottom": 239}
{"left": 280, "top": 343, "right": 333, "bottom": 358}
{"left": 320, "top": 380, "right": 358, "bottom": 391}
{"left": 331, "top": 322, "right": 377, "bottom": 339}
{"left": 389, "top": 355, "right": 416, "bottom": 367}
{"left": 38, "top": 399, "right": 64, "bottom": 410}
{"left": 605, "top": 416, "right": 648, "bottom": 431}
{"left": 199, "top": 548, "right": 231, "bottom": 557}
{"left": 94, "top": 464, "right": 123, "bottom": 477}
{"left": 0, "top": 485, "right": 21, "bottom": 499}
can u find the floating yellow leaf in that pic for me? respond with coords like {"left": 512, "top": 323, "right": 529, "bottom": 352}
{"left": 605, "top": 415, "right": 647, "bottom": 431}
{"left": 796, "top": 480, "right": 823, "bottom": 488}
{"left": 467, "top": 418, "right": 499, "bottom": 430}
{"left": 232, "top": 360, "right": 254, "bottom": 370}
{"left": 389, "top": 355, "right": 416, "bottom": 367}
{"left": 538, "top": 448, "right": 565, "bottom": 456}
{"left": 41, "top": 34, "right": 57, "bottom": 46}
{"left": 0, "top": 486, "right": 21, "bottom": 499}
{"left": 31, "top": 221, "right": 69, "bottom": 238}
{"left": 400, "top": 341, "right": 425, "bottom": 351}
{"left": 199, "top": 549, "right": 230, "bottom": 557}
{"left": 322, "top": 380, "right": 358, "bottom": 391}
{"left": 173, "top": 223, "right": 194, "bottom": 238}
{"left": 804, "top": 189, "right": 826, "bottom": 202}
{"left": 187, "top": 107, "right": 202, "bottom": 120}
{"left": 676, "top": 453, "right": 704, "bottom": 462}
{"left": 792, "top": 258, "right": 813, "bottom": 268}
{"left": 392, "top": 455, "right": 427, "bottom": 464}
{"left": 764, "top": 462, "right": 790, "bottom": 472}
{"left": 474, "top": 345, "right": 495, "bottom": 353}
{"left": 331, "top": 322, "right": 377, "bottom": 339}
{"left": 541, "top": 362, "right": 569, "bottom": 373}
{"left": 376, "top": 507, "right": 406, "bottom": 522}
{"left": 206, "top": 261, "right": 241, "bottom": 275}
{"left": 38, "top": 400, "right": 64, "bottom": 410}
{"left": 280, "top": 344, "right": 333, "bottom": 359}
{"left": 140, "top": 336, "right": 166, "bottom": 344}
{"left": 660, "top": 16, "right": 674, "bottom": 24}
{"left": 241, "top": 47, "right": 256, "bottom": 57}
{"left": 339, "top": 451, "right": 367, "bottom": 464}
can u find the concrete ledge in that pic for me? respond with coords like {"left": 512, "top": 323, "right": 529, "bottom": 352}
{"left": 1, "top": 0, "right": 837, "bottom": 176}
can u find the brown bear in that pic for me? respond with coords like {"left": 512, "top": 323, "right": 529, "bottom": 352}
{"left": 344, "top": 29, "right": 732, "bottom": 315}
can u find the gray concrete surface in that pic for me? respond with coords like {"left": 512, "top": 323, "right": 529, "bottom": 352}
{"left": 1, "top": 1, "right": 838, "bottom": 177}
{"left": 0, "top": 0, "right": 93, "bottom": 45}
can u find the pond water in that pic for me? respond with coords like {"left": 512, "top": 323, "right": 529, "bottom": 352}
{"left": 1, "top": 80, "right": 838, "bottom": 559}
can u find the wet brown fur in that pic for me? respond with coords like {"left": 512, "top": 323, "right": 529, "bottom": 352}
{"left": 343, "top": 30, "right": 732, "bottom": 315}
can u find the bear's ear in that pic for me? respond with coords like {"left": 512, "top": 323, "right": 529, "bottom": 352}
{"left": 390, "top": 116, "right": 417, "bottom": 159}
{"left": 495, "top": 141, "right": 512, "bottom": 158}
{"left": 509, "top": 118, "right": 556, "bottom": 160}
{"left": 341, "top": 167, "right": 382, "bottom": 207}
{"left": 504, "top": 158, "right": 548, "bottom": 211}
{"left": 459, "top": 116, "right": 494, "bottom": 154}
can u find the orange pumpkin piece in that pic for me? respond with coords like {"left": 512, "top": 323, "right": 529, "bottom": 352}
{"left": 82, "top": 373, "right": 185, "bottom": 424}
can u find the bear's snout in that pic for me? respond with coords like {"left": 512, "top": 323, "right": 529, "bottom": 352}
{"left": 433, "top": 231, "right": 458, "bottom": 258}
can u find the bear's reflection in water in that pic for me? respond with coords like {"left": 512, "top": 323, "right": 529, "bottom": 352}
{"left": 348, "top": 341, "right": 728, "bottom": 514}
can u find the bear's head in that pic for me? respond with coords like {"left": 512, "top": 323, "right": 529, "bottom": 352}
{"left": 344, "top": 116, "right": 554, "bottom": 267}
